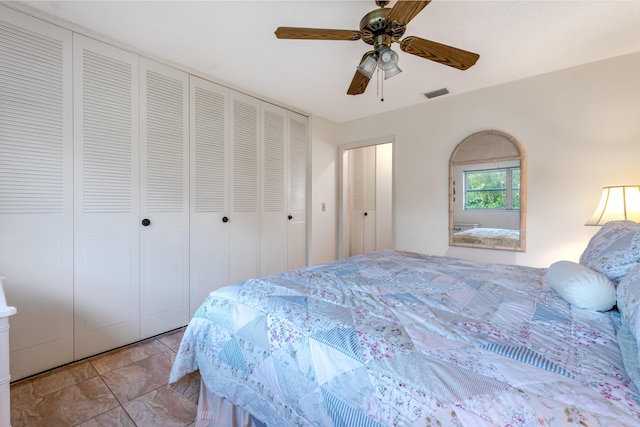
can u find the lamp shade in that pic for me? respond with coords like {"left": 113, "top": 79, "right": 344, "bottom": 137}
{"left": 585, "top": 185, "right": 640, "bottom": 225}
{"left": 383, "top": 64, "right": 402, "bottom": 79}
{"left": 377, "top": 46, "right": 399, "bottom": 72}
{"left": 357, "top": 52, "right": 378, "bottom": 78}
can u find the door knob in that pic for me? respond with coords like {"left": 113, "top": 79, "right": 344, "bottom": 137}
{"left": 222, "top": 216, "right": 229, "bottom": 223}
{"left": 364, "top": 212, "right": 368, "bottom": 216}
{"left": 288, "top": 215, "right": 293, "bottom": 220}
{"left": 141, "top": 218, "right": 151, "bottom": 226}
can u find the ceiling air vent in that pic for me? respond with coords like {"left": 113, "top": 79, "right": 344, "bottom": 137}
{"left": 424, "top": 88, "right": 449, "bottom": 99}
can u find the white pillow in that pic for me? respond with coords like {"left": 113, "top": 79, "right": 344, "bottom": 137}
{"left": 545, "top": 260, "right": 616, "bottom": 311}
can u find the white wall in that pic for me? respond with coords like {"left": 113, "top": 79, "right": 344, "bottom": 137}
{"left": 337, "top": 51, "right": 640, "bottom": 267}
{"left": 310, "top": 115, "right": 340, "bottom": 265}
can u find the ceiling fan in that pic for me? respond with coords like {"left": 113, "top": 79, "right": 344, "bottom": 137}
{"left": 275, "top": 0, "right": 479, "bottom": 96}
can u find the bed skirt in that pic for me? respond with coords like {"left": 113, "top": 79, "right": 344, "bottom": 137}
{"left": 196, "top": 379, "right": 266, "bottom": 427}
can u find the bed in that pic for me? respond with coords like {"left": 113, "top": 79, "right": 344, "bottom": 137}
{"left": 170, "top": 220, "right": 640, "bottom": 426}
{"left": 452, "top": 227, "right": 520, "bottom": 249}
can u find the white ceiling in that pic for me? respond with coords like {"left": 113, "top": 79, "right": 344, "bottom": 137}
{"left": 13, "top": 0, "right": 640, "bottom": 123}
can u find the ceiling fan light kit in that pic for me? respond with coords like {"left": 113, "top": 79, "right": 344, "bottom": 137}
{"left": 275, "top": 0, "right": 479, "bottom": 96}
{"left": 356, "top": 47, "right": 402, "bottom": 80}
{"left": 377, "top": 46, "right": 398, "bottom": 70}
{"left": 383, "top": 64, "right": 402, "bottom": 80}
{"left": 376, "top": 45, "right": 402, "bottom": 79}
{"left": 357, "top": 52, "right": 379, "bottom": 79}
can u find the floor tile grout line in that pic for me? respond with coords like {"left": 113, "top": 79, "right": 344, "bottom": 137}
{"left": 98, "top": 352, "right": 173, "bottom": 404}
{"left": 71, "top": 375, "right": 125, "bottom": 426}
{"left": 10, "top": 326, "right": 186, "bottom": 388}
{"left": 11, "top": 327, "right": 189, "bottom": 426}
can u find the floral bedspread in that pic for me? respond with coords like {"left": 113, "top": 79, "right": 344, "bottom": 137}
{"left": 170, "top": 250, "right": 640, "bottom": 426}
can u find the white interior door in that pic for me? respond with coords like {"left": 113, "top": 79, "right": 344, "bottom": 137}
{"left": 261, "top": 104, "right": 287, "bottom": 276}
{"left": 362, "top": 145, "right": 377, "bottom": 254}
{"left": 345, "top": 142, "right": 393, "bottom": 258}
{"left": 139, "top": 59, "right": 189, "bottom": 338}
{"left": 189, "top": 76, "right": 230, "bottom": 314}
{"left": 349, "top": 148, "right": 365, "bottom": 256}
{"left": 73, "top": 34, "right": 140, "bottom": 359}
{"left": 229, "top": 93, "right": 260, "bottom": 283}
{"left": 286, "top": 112, "right": 308, "bottom": 270}
{"left": 375, "top": 143, "right": 393, "bottom": 250}
{"left": 260, "top": 105, "right": 308, "bottom": 275}
{"left": 0, "top": 6, "right": 74, "bottom": 379}
{"left": 349, "top": 146, "right": 378, "bottom": 256}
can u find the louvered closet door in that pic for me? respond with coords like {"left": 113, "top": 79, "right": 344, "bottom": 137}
{"left": 260, "top": 104, "right": 287, "bottom": 276}
{"left": 189, "top": 76, "right": 229, "bottom": 314}
{"left": 286, "top": 112, "right": 308, "bottom": 270}
{"left": 73, "top": 34, "right": 140, "bottom": 359}
{"left": 139, "top": 59, "right": 189, "bottom": 338}
{"left": 0, "top": 6, "right": 73, "bottom": 380}
{"left": 229, "top": 93, "right": 260, "bottom": 283}
{"left": 260, "top": 106, "right": 308, "bottom": 275}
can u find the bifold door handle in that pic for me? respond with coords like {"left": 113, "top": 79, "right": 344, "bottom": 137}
{"left": 288, "top": 215, "right": 293, "bottom": 220}
{"left": 222, "top": 216, "right": 229, "bottom": 223}
{"left": 141, "top": 218, "right": 151, "bottom": 226}
{"left": 364, "top": 212, "right": 368, "bottom": 216}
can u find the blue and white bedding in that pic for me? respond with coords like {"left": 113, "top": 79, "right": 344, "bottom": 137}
{"left": 170, "top": 249, "right": 640, "bottom": 426}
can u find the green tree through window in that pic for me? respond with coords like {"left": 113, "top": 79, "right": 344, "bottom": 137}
{"left": 465, "top": 168, "right": 520, "bottom": 210}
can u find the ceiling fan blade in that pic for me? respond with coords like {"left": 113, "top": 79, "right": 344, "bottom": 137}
{"left": 347, "top": 70, "right": 371, "bottom": 95}
{"left": 386, "top": 1, "right": 431, "bottom": 25}
{"left": 400, "top": 36, "right": 479, "bottom": 70}
{"left": 347, "top": 54, "right": 372, "bottom": 95}
{"left": 275, "top": 27, "right": 362, "bottom": 41}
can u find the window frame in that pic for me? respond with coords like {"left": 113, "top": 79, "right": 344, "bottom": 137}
{"left": 463, "top": 166, "right": 520, "bottom": 211}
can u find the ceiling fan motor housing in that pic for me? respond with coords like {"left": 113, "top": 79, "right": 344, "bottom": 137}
{"left": 360, "top": 8, "right": 406, "bottom": 48}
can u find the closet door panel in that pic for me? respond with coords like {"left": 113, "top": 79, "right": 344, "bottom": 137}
{"left": 261, "top": 104, "right": 287, "bottom": 276}
{"left": 73, "top": 34, "right": 140, "bottom": 359}
{"left": 362, "top": 145, "right": 377, "bottom": 254}
{"left": 349, "top": 145, "right": 377, "bottom": 256}
{"left": 229, "top": 93, "right": 260, "bottom": 283}
{"left": 363, "top": 211, "right": 378, "bottom": 254}
{"left": 349, "top": 148, "right": 364, "bottom": 256}
{"left": 78, "top": 230, "right": 137, "bottom": 332}
{"left": 190, "top": 77, "right": 229, "bottom": 313}
{"left": 0, "top": 6, "right": 74, "bottom": 379}
{"left": 287, "top": 112, "right": 308, "bottom": 270}
{"left": 375, "top": 143, "right": 393, "bottom": 250}
{"left": 139, "top": 59, "right": 189, "bottom": 338}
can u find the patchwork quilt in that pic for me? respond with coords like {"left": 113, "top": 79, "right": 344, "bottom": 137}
{"left": 170, "top": 250, "right": 640, "bottom": 426}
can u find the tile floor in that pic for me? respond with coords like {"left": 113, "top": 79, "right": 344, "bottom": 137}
{"left": 10, "top": 327, "right": 201, "bottom": 426}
